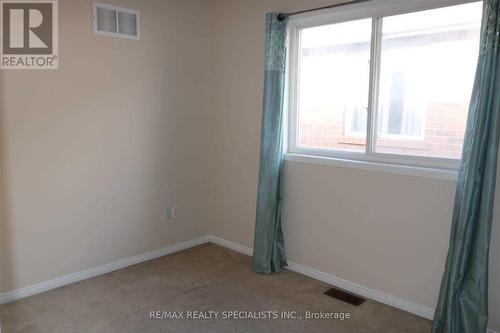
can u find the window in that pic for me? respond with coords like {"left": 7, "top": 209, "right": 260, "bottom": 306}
{"left": 93, "top": 2, "right": 140, "bottom": 40}
{"left": 297, "top": 19, "right": 372, "bottom": 151}
{"left": 288, "top": 0, "right": 482, "bottom": 170}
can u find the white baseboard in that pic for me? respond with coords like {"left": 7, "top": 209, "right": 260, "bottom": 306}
{"left": 207, "top": 235, "right": 500, "bottom": 333}
{"left": 285, "top": 260, "right": 434, "bottom": 319}
{"left": 207, "top": 235, "right": 253, "bottom": 256}
{"left": 287, "top": 262, "right": 497, "bottom": 333}
{"left": 207, "top": 236, "right": 432, "bottom": 319}
{"left": 0, "top": 236, "right": 210, "bottom": 305}
{"left": 285, "top": 263, "right": 496, "bottom": 333}
{"left": 1, "top": 234, "right": 498, "bottom": 333}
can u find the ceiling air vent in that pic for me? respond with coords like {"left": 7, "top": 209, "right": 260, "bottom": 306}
{"left": 93, "top": 2, "right": 140, "bottom": 40}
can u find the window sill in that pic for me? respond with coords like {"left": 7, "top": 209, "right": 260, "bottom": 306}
{"left": 284, "top": 153, "right": 458, "bottom": 181}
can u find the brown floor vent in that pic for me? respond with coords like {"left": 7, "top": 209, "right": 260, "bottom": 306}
{"left": 324, "top": 287, "right": 366, "bottom": 306}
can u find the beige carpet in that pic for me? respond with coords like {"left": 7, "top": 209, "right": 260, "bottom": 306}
{"left": 0, "top": 243, "right": 431, "bottom": 332}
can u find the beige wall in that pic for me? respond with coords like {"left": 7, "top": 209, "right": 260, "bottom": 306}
{"left": 0, "top": 0, "right": 212, "bottom": 293}
{"left": 206, "top": 0, "right": 500, "bottom": 331}
{"left": 0, "top": 73, "right": 13, "bottom": 294}
{"left": 1, "top": 0, "right": 499, "bottom": 331}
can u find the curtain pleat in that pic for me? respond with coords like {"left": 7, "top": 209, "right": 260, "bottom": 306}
{"left": 252, "top": 13, "right": 288, "bottom": 274}
{"left": 433, "top": 1, "right": 500, "bottom": 332}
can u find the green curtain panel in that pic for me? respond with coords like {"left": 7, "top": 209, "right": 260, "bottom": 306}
{"left": 433, "top": 1, "right": 500, "bottom": 332}
{"left": 252, "top": 13, "right": 288, "bottom": 274}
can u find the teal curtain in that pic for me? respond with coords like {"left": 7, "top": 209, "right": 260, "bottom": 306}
{"left": 433, "top": 1, "right": 500, "bottom": 332}
{"left": 252, "top": 13, "right": 288, "bottom": 274}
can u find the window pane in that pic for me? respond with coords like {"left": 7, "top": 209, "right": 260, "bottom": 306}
{"left": 375, "top": 2, "right": 482, "bottom": 159}
{"left": 97, "top": 7, "right": 117, "bottom": 33}
{"left": 118, "top": 12, "right": 137, "bottom": 36}
{"left": 297, "top": 19, "right": 372, "bottom": 152}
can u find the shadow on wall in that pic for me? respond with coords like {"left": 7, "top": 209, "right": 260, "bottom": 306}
{"left": 0, "top": 71, "right": 14, "bottom": 296}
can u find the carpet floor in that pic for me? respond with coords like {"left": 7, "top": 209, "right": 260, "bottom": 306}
{"left": 0, "top": 243, "right": 431, "bottom": 332}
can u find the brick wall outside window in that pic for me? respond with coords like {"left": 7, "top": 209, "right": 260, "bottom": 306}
{"left": 298, "top": 102, "right": 467, "bottom": 159}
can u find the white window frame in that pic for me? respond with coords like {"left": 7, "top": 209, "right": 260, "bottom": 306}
{"left": 93, "top": 1, "right": 140, "bottom": 40}
{"left": 286, "top": 0, "right": 480, "bottom": 179}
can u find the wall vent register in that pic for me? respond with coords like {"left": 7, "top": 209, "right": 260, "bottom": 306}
{"left": 93, "top": 2, "right": 140, "bottom": 40}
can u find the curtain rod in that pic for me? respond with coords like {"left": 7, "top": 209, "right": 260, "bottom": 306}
{"left": 277, "top": 0, "right": 371, "bottom": 21}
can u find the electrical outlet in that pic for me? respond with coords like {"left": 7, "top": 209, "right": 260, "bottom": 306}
{"left": 165, "top": 206, "right": 179, "bottom": 220}
{"left": 165, "top": 207, "right": 172, "bottom": 220}
{"left": 172, "top": 206, "right": 179, "bottom": 219}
